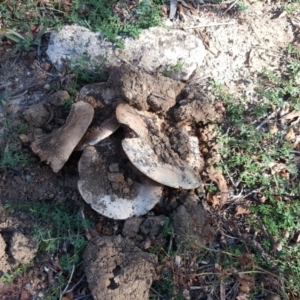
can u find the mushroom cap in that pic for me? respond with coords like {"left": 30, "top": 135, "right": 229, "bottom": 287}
{"left": 75, "top": 114, "right": 120, "bottom": 151}
{"left": 78, "top": 143, "right": 162, "bottom": 220}
{"left": 31, "top": 101, "right": 94, "bottom": 172}
{"left": 122, "top": 137, "right": 201, "bottom": 189}
{"left": 116, "top": 103, "right": 201, "bottom": 189}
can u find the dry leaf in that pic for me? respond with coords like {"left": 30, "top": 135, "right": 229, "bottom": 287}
{"left": 284, "top": 128, "right": 295, "bottom": 141}
{"left": 206, "top": 193, "right": 219, "bottom": 207}
{"left": 269, "top": 124, "right": 278, "bottom": 135}
{"left": 235, "top": 204, "right": 250, "bottom": 215}
{"left": 238, "top": 273, "right": 255, "bottom": 294}
{"left": 207, "top": 166, "right": 228, "bottom": 208}
{"left": 283, "top": 110, "right": 300, "bottom": 120}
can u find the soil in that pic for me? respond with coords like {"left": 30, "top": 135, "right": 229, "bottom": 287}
{"left": 83, "top": 235, "right": 157, "bottom": 300}
{"left": 0, "top": 1, "right": 299, "bottom": 299}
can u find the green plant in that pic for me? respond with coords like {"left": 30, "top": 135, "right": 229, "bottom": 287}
{"left": 2, "top": 0, "right": 163, "bottom": 50}
{"left": 68, "top": 54, "right": 108, "bottom": 85}
{"left": 284, "top": 2, "right": 300, "bottom": 14}
{"left": 210, "top": 62, "right": 300, "bottom": 297}
{"left": 236, "top": 1, "right": 247, "bottom": 12}
{"left": 163, "top": 61, "right": 185, "bottom": 77}
{"left": 1, "top": 263, "right": 31, "bottom": 284}
{"left": 287, "top": 44, "right": 300, "bottom": 60}
{"left": 4, "top": 24, "right": 47, "bottom": 52}
{"left": 0, "top": 120, "right": 33, "bottom": 169}
{"left": 4, "top": 201, "right": 91, "bottom": 270}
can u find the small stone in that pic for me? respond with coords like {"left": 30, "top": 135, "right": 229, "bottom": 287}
{"left": 23, "top": 104, "right": 50, "bottom": 127}
{"left": 108, "top": 163, "right": 119, "bottom": 173}
{"left": 19, "top": 134, "right": 30, "bottom": 143}
{"left": 122, "top": 217, "right": 144, "bottom": 238}
{"left": 107, "top": 172, "right": 124, "bottom": 183}
{"left": 139, "top": 215, "right": 166, "bottom": 238}
{"left": 25, "top": 175, "right": 32, "bottom": 182}
{"left": 140, "top": 237, "right": 151, "bottom": 250}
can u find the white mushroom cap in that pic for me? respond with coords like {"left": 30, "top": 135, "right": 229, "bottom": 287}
{"left": 78, "top": 144, "right": 162, "bottom": 220}
{"left": 75, "top": 114, "right": 120, "bottom": 151}
{"left": 116, "top": 103, "right": 201, "bottom": 189}
{"left": 31, "top": 101, "right": 94, "bottom": 172}
{"left": 122, "top": 137, "right": 201, "bottom": 189}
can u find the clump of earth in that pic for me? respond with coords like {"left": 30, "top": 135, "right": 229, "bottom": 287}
{"left": 26, "top": 64, "right": 220, "bottom": 221}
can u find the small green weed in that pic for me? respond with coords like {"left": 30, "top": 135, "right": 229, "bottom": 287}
{"left": 2, "top": 0, "right": 163, "bottom": 48}
{"left": 284, "top": 2, "right": 300, "bottom": 14}
{"left": 4, "top": 201, "right": 91, "bottom": 270}
{"left": 4, "top": 24, "right": 47, "bottom": 52}
{"left": 211, "top": 61, "right": 300, "bottom": 297}
{"left": 0, "top": 120, "right": 33, "bottom": 169}
{"left": 163, "top": 61, "right": 185, "bottom": 77}
{"left": 236, "top": 1, "right": 247, "bottom": 12}
{"left": 287, "top": 44, "right": 300, "bottom": 60}
{"left": 68, "top": 54, "right": 108, "bottom": 85}
{"left": 3, "top": 200, "right": 91, "bottom": 298}
{"left": 1, "top": 263, "right": 31, "bottom": 284}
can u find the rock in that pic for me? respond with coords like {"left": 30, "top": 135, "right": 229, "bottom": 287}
{"left": 122, "top": 217, "right": 144, "bottom": 238}
{"left": 46, "top": 25, "right": 205, "bottom": 80}
{"left": 139, "top": 215, "right": 166, "bottom": 238}
{"left": 23, "top": 103, "right": 50, "bottom": 127}
{"left": 10, "top": 231, "right": 38, "bottom": 264}
{"left": 48, "top": 91, "right": 70, "bottom": 107}
{"left": 173, "top": 205, "right": 214, "bottom": 249}
{"left": 84, "top": 235, "right": 157, "bottom": 300}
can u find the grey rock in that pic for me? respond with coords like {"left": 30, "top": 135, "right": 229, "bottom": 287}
{"left": 47, "top": 25, "right": 205, "bottom": 81}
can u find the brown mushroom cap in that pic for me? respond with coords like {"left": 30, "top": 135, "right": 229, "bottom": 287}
{"left": 116, "top": 103, "right": 201, "bottom": 189}
{"left": 31, "top": 101, "right": 94, "bottom": 172}
{"left": 78, "top": 143, "right": 162, "bottom": 220}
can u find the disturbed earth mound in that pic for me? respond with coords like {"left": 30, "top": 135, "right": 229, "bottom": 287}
{"left": 29, "top": 64, "right": 221, "bottom": 219}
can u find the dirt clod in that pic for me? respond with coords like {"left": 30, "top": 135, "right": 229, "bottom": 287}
{"left": 122, "top": 217, "right": 144, "bottom": 238}
{"left": 173, "top": 205, "right": 214, "bottom": 249}
{"left": 84, "top": 235, "right": 157, "bottom": 300}
{"left": 23, "top": 104, "right": 50, "bottom": 128}
{"left": 10, "top": 231, "right": 38, "bottom": 264}
{"left": 139, "top": 215, "right": 166, "bottom": 238}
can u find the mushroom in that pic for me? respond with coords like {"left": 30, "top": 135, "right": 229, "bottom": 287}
{"left": 78, "top": 142, "right": 162, "bottom": 220}
{"left": 75, "top": 114, "right": 120, "bottom": 151}
{"left": 31, "top": 101, "right": 94, "bottom": 172}
{"left": 116, "top": 103, "right": 202, "bottom": 189}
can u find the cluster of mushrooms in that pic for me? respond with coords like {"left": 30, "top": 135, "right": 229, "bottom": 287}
{"left": 31, "top": 66, "right": 206, "bottom": 220}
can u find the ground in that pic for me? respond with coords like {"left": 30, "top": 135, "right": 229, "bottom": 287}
{"left": 0, "top": 1, "right": 300, "bottom": 300}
